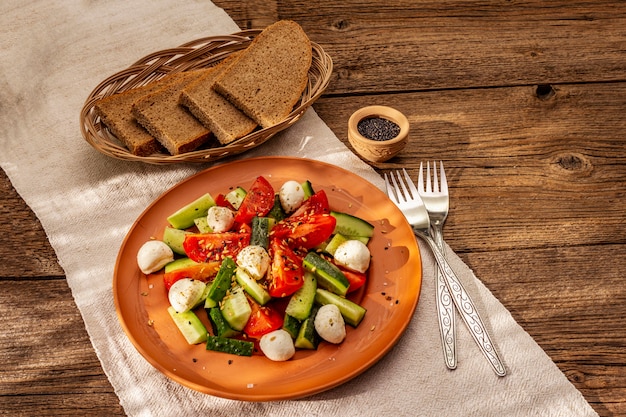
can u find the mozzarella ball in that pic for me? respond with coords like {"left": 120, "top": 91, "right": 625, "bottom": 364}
{"left": 168, "top": 278, "right": 207, "bottom": 313}
{"left": 314, "top": 304, "right": 346, "bottom": 344}
{"left": 236, "top": 245, "right": 270, "bottom": 280}
{"left": 279, "top": 180, "right": 305, "bottom": 213}
{"left": 333, "top": 240, "right": 371, "bottom": 273}
{"left": 137, "top": 240, "right": 174, "bottom": 274}
{"left": 206, "top": 205, "right": 234, "bottom": 233}
{"left": 259, "top": 329, "right": 296, "bottom": 361}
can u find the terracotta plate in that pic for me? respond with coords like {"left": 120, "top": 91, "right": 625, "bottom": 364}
{"left": 113, "top": 156, "right": 422, "bottom": 401}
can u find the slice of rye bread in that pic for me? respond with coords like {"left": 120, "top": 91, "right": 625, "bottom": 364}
{"left": 213, "top": 20, "right": 312, "bottom": 128}
{"left": 93, "top": 73, "right": 186, "bottom": 156}
{"left": 179, "top": 57, "right": 257, "bottom": 145}
{"left": 132, "top": 69, "right": 212, "bottom": 155}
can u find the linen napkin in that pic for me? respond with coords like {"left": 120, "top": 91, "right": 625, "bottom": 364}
{"left": 0, "top": 1, "right": 598, "bottom": 416}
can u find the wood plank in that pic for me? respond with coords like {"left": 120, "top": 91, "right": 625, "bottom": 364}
{"left": 0, "top": 170, "right": 64, "bottom": 278}
{"left": 313, "top": 82, "right": 626, "bottom": 253}
{"left": 215, "top": 1, "right": 626, "bottom": 93}
{"left": 0, "top": 280, "right": 124, "bottom": 416}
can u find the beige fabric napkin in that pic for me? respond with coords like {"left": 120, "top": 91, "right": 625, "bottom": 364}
{"left": 0, "top": 1, "right": 598, "bottom": 416}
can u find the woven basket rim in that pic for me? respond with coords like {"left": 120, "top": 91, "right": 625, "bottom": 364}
{"left": 80, "top": 29, "right": 333, "bottom": 164}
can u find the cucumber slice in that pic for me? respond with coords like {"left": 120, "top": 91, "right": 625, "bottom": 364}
{"left": 331, "top": 211, "right": 375, "bottom": 238}
{"left": 250, "top": 216, "right": 271, "bottom": 249}
{"left": 301, "top": 180, "right": 315, "bottom": 198}
{"left": 323, "top": 233, "right": 349, "bottom": 256}
{"left": 204, "top": 257, "right": 237, "bottom": 308}
{"left": 164, "top": 257, "right": 197, "bottom": 273}
{"left": 193, "top": 216, "right": 212, "bottom": 233}
{"left": 285, "top": 272, "right": 317, "bottom": 320}
{"left": 162, "top": 227, "right": 190, "bottom": 255}
{"left": 206, "top": 335, "right": 254, "bottom": 356}
{"left": 235, "top": 267, "right": 271, "bottom": 305}
{"left": 294, "top": 305, "right": 320, "bottom": 349}
{"left": 267, "top": 194, "right": 286, "bottom": 221}
{"left": 303, "top": 252, "right": 350, "bottom": 296}
{"left": 315, "top": 288, "right": 367, "bottom": 327}
{"left": 167, "top": 306, "right": 208, "bottom": 345}
{"left": 225, "top": 187, "right": 247, "bottom": 210}
{"left": 207, "top": 307, "right": 240, "bottom": 338}
{"left": 220, "top": 286, "right": 252, "bottom": 331}
{"left": 167, "top": 193, "right": 216, "bottom": 230}
{"left": 282, "top": 314, "right": 301, "bottom": 339}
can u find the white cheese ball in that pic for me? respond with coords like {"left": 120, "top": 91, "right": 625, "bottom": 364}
{"left": 259, "top": 329, "right": 296, "bottom": 361}
{"left": 236, "top": 245, "right": 270, "bottom": 280}
{"left": 168, "top": 278, "right": 207, "bottom": 313}
{"left": 136, "top": 240, "right": 174, "bottom": 274}
{"left": 206, "top": 205, "right": 234, "bottom": 233}
{"left": 333, "top": 240, "right": 371, "bottom": 273}
{"left": 314, "top": 304, "right": 346, "bottom": 344}
{"left": 279, "top": 180, "right": 305, "bottom": 213}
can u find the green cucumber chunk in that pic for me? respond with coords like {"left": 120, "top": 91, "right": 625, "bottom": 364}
{"left": 207, "top": 307, "right": 240, "bottom": 338}
{"left": 285, "top": 271, "right": 317, "bottom": 320}
{"left": 301, "top": 180, "right": 315, "bottom": 198}
{"left": 206, "top": 335, "right": 254, "bottom": 356}
{"left": 164, "top": 257, "right": 197, "bottom": 273}
{"left": 282, "top": 314, "right": 301, "bottom": 339}
{"left": 167, "top": 193, "right": 216, "bottom": 230}
{"left": 267, "top": 194, "right": 286, "bottom": 221}
{"left": 194, "top": 216, "right": 212, "bottom": 233}
{"left": 250, "top": 216, "right": 272, "bottom": 249}
{"left": 167, "top": 306, "right": 207, "bottom": 345}
{"left": 204, "top": 257, "right": 237, "bottom": 308}
{"left": 294, "top": 305, "right": 320, "bottom": 349}
{"left": 162, "top": 227, "right": 190, "bottom": 255}
{"left": 331, "top": 211, "right": 374, "bottom": 238}
{"left": 235, "top": 267, "right": 271, "bottom": 305}
{"left": 315, "top": 288, "right": 367, "bottom": 327}
{"left": 323, "top": 233, "right": 349, "bottom": 256}
{"left": 303, "top": 252, "right": 350, "bottom": 296}
{"left": 220, "top": 286, "right": 252, "bottom": 331}
{"left": 224, "top": 187, "right": 247, "bottom": 209}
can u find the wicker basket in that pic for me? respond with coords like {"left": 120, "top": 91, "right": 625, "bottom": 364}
{"left": 80, "top": 29, "right": 333, "bottom": 164}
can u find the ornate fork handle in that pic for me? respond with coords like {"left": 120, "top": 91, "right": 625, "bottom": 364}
{"left": 414, "top": 229, "right": 507, "bottom": 377}
{"left": 431, "top": 226, "right": 457, "bottom": 370}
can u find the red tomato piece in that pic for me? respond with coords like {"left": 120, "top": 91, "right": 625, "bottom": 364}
{"left": 214, "top": 193, "right": 234, "bottom": 210}
{"left": 270, "top": 213, "right": 336, "bottom": 250}
{"left": 267, "top": 238, "right": 305, "bottom": 298}
{"left": 338, "top": 267, "right": 367, "bottom": 293}
{"left": 243, "top": 297, "right": 284, "bottom": 338}
{"left": 183, "top": 232, "right": 251, "bottom": 263}
{"left": 234, "top": 176, "right": 275, "bottom": 224}
{"left": 290, "top": 190, "right": 330, "bottom": 218}
{"left": 163, "top": 261, "right": 221, "bottom": 291}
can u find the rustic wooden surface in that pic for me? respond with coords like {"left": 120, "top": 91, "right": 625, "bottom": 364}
{"left": 1, "top": 1, "right": 625, "bottom": 416}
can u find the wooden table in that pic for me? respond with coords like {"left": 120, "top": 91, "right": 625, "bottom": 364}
{"left": 1, "top": 1, "right": 625, "bottom": 416}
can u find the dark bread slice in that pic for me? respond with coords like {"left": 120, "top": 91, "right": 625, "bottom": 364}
{"left": 213, "top": 20, "right": 312, "bottom": 128}
{"left": 132, "top": 70, "right": 212, "bottom": 155}
{"left": 93, "top": 73, "right": 185, "bottom": 156}
{"left": 180, "top": 57, "right": 257, "bottom": 145}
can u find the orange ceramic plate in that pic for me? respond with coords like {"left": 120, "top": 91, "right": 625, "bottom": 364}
{"left": 113, "top": 156, "right": 421, "bottom": 401}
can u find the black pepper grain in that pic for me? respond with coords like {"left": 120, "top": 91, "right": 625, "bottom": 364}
{"left": 357, "top": 117, "right": 400, "bottom": 141}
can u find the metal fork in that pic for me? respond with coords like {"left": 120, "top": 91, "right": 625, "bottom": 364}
{"left": 418, "top": 161, "right": 456, "bottom": 370}
{"left": 384, "top": 169, "right": 506, "bottom": 377}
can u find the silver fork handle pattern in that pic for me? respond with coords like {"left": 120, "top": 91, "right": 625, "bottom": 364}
{"left": 415, "top": 229, "right": 507, "bottom": 377}
{"left": 431, "top": 225, "right": 457, "bottom": 370}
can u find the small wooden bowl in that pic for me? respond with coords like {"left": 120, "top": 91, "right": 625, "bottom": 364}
{"left": 347, "top": 105, "right": 409, "bottom": 163}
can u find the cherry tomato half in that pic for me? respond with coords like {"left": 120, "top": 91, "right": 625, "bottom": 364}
{"left": 183, "top": 232, "right": 251, "bottom": 263}
{"left": 234, "top": 176, "right": 275, "bottom": 224}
